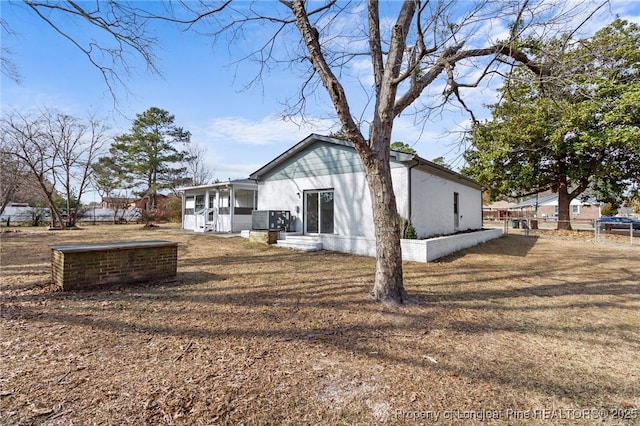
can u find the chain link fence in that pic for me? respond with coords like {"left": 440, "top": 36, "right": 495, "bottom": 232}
{"left": 485, "top": 218, "right": 638, "bottom": 246}
{"left": 594, "top": 219, "right": 638, "bottom": 246}
{"left": 490, "top": 218, "right": 592, "bottom": 235}
{"left": 484, "top": 217, "right": 640, "bottom": 246}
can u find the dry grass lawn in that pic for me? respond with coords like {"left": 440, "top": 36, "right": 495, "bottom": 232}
{"left": 1, "top": 225, "right": 639, "bottom": 425}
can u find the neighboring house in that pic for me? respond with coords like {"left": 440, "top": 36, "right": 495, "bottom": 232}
{"left": 483, "top": 200, "right": 517, "bottom": 220}
{"left": 132, "top": 194, "right": 169, "bottom": 212}
{"left": 248, "top": 134, "right": 497, "bottom": 261}
{"left": 180, "top": 179, "right": 258, "bottom": 232}
{"left": 101, "top": 197, "right": 136, "bottom": 209}
{"left": 510, "top": 193, "right": 602, "bottom": 221}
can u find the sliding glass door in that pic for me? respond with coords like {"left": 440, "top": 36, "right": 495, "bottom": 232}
{"left": 304, "top": 190, "right": 334, "bottom": 234}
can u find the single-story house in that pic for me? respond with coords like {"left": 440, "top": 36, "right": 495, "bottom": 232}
{"left": 248, "top": 134, "right": 499, "bottom": 261}
{"left": 179, "top": 179, "right": 258, "bottom": 232}
{"left": 101, "top": 197, "right": 136, "bottom": 209}
{"left": 483, "top": 200, "right": 518, "bottom": 220}
{"left": 132, "top": 194, "right": 170, "bottom": 212}
{"left": 511, "top": 193, "right": 602, "bottom": 221}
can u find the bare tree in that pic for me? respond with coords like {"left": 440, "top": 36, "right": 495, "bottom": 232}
{"left": 1, "top": 109, "right": 107, "bottom": 228}
{"left": 12, "top": 0, "right": 606, "bottom": 303}
{"left": 183, "top": 143, "right": 214, "bottom": 187}
{"left": 43, "top": 110, "right": 107, "bottom": 227}
{"left": 1, "top": 111, "right": 61, "bottom": 227}
{"left": 0, "top": 143, "right": 27, "bottom": 216}
{"left": 10, "top": 0, "right": 230, "bottom": 101}
{"left": 0, "top": 144, "right": 48, "bottom": 217}
{"left": 1, "top": 17, "right": 21, "bottom": 83}
{"left": 183, "top": 0, "right": 600, "bottom": 304}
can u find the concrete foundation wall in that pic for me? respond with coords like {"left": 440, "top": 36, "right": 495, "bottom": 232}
{"left": 317, "top": 228, "right": 502, "bottom": 262}
{"left": 401, "top": 228, "right": 502, "bottom": 262}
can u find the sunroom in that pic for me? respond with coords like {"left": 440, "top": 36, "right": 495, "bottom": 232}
{"left": 179, "top": 179, "right": 258, "bottom": 233}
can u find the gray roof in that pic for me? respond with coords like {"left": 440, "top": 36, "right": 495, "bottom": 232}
{"left": 513, "top": 193, "right": 600, "bottom": 208}
{"left": 178, "top": 179, "right": 257, "bottom": 193}
{"left": 513, "top": 193, "right": 558, "bottom": 208}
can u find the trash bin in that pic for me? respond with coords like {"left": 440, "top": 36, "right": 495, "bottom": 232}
{"left": 530, "top": 219, "right": 538, "bottom": 229}
{"left": 511, "top": 218, "right": 520, "bottom": 228}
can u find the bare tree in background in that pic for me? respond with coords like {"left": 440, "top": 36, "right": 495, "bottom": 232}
{"left": 1, "top": 17, "right": 21, "bottom": 83}
{"left": 45, "top": 111, "right": 107, "bottom": 226}
{"left": 10, "top": 0, "right": 606, "bottom": 304}
{"left": 0, "top": 144, "right": 27, "bottom": 216}
{"left": 1, "top": 109, "right": 106, "bottom": 228}
{"left": 0, "top": 144, "right": 48, "bottom": 218}
{"left": 183, "top": 143, "right": 214, "bottom": 187}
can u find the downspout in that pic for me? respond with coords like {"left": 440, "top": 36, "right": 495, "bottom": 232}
{"left": 181, "top": 191, "right": 185, "bottom": 230}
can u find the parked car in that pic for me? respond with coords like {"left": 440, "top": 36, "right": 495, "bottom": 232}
{"left": 598, "top": 216, "right": 640, "bottom": 230}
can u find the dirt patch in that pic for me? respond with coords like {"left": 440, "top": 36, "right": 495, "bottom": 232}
{"left": 1, "top": 225, "right": 639, "bottom": 424}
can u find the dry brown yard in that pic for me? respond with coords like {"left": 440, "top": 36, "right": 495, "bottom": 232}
{"left": 1, "top": 225, "right": 639, "bottom": 425}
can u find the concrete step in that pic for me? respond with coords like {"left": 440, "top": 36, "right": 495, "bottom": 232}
{"left": 276, "top": 235, "right": 322, "bottom": 252}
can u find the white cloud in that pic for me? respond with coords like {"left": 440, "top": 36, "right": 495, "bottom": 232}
{"left": 198, "top": 116, "right": 336, "bottom": 146}
{"left": 187, "top": 115, "right": 340, "bottom": 181}
{"left": 205, "top": 158, "right": 264, "bottom": 181}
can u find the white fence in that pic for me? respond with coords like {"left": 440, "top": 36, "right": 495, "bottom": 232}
{"left": 0, "top": 206, "right": 141, "bottom": 225}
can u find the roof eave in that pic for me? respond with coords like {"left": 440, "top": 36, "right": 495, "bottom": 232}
{"left": 404, "top": 154, "right": 484, "bottom": 190}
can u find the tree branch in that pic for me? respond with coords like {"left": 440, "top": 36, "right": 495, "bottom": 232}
{"left": 288, "top": 0, "right": 366, "bottom": 148}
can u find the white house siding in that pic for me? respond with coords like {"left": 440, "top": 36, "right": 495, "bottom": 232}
{"left": 410, "top": 167, "right": 482, "bottom": 238}
{"left": 249, "top": 134, "right": 497, "bottom": 261}
{"left": 259, "top": 164, "right": 482, "bottom": 240}
{"left": 258, "top": 171, "right": 372, "bottom": 237}
{"left": 259, "top": 167, "right": 416, "bottom": 239}
{"left": 258, "top": 141, "right": 411, "bottom": 239}
{"left": 257, "top": 141, "right": 482, "bottom": 240}
{"left": 391, "top": 166, "right": 410, "bottom": 220}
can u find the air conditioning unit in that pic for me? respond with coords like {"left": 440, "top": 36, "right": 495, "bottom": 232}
{"left": 251, "top": 210, "right": 290, "bottom": 231}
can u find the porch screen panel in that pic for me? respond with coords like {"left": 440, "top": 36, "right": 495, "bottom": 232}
{"left": 320, "top": 191, "right": 334, "bottom": 234}
{"left": 195, "top": 195, "right": 205, "bottom": 210}
{"left": 306, "top": 192, "right": 319, "bottom": 234}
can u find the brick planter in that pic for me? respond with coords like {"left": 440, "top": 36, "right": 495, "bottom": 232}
{"left": 51, "top": 240, "right": 178, "bottom": 291}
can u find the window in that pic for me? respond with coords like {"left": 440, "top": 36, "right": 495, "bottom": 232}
{"left": 572, "top": 205, "right": 580, "bottom": 214}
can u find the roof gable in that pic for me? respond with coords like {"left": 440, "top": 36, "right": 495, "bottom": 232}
{"left": 260, "top": 141, "right": 365, "bottom": 181}
{"left": 250, "top": 134, "right": 482, "bottom": 190}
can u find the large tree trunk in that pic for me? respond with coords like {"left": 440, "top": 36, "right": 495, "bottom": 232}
{"left": 556, "top": 177, "right": 572, "bottom": 230}
{"left": 289, "top": 0, "right": 413, "bottom": 305}
{"left": 361, "top": 151, "right": 407, "bottom": 304}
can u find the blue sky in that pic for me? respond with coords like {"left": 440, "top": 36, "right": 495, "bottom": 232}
{"left": 2, "top": 1, "right": 640, "bottom": 203}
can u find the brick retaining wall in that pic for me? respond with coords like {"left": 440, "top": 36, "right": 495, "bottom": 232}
{"left": 51, "top": 241, "right": 178, "bottom": 291}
